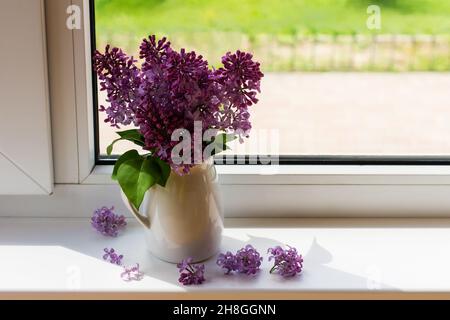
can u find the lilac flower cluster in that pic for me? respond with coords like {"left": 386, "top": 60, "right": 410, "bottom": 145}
{"left": 216, "top": 251, "right": 236, "bottom": 275}
{"left": 93, "top": 46, "right": 141, "bottom": 128}
{"left": 177, "top": 258, "right": 206, "bottom": 285}
{"left": 91, "top": 206, "right": 127, "bottom": 237}
{"left": 103, "top": 248, "right": 123, "bottom": 265}
{"left": 94, "top": 35, "right": 263, "bottom": 173}
{"left": 101, "top": 248, "right": 145, "bottom": 282}
{"left": 181, "top": 245, "right": 301, "bottom": 285}
{"left": 216, "top": 245, "right": 262, "bottom": 275}
{"left": 215, "top": 51, "right": 264, "bottom": 136}
{"left": 268, "top": 246, "right": 303, "bottom": 277}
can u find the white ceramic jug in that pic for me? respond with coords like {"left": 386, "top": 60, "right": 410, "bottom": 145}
{"left": 122, "top": 161, "right": 223, "bottom": 263}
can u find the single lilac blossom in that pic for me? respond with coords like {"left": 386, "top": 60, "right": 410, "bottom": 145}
{"left": 177, "top": 258, "right": 205, "bottom": 285}
{"left": 216, "top": 251, "right": 237, "bottom": 275}
{"left": 267, "top": 246, "right": 303, "bottom": 277}
{"left": 217, "top": 245, "right": 262, "bottom": 275}
{"left": 103, "top": 248, "right": 124, "bottom": 265}
{"left": 121, "top": 263, "right": 144, "bottom": 281}
{"left": 91, "top": 206, "right": 126, "bottom": 237}
{"left": 234, "top": 245, "right": 263, "bottom": 275}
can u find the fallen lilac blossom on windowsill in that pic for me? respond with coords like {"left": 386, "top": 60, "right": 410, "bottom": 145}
{"left": 217, "top": 245, "right": 262, "bottom": 275}
{"left": 103, "top": 247, "right": 124, "bottom": 265}
{"left": 267, "top": 245, "right": 303, "bottom": 277}
{"left": 91, "top": 206, "right": 127, "bottom": 237}
{"left": 216, "top": 251, "right": 236, "bottom": 275}
{"left": 121, "top": 263, "right": 144, "bottom": 282}
{"left": 177, "top": 258, "right": 205, "bottom": 285}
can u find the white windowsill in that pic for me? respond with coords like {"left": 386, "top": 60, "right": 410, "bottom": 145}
{"left": 2, "top": 217, "right": 450, "bottom": 295}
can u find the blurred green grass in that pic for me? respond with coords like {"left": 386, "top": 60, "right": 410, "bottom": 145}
{"left": 95, "top": 0, "right": 450, "bottom": 36}
{"left": 94, "top": 0, "right": 450, "bottom": 71}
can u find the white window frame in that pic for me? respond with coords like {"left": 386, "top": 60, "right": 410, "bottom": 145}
{"left": 7, "top": 0, "right": 449, "bottom": 217}
{"left": 0, "top": 0, "right": 53, "bottom": 195}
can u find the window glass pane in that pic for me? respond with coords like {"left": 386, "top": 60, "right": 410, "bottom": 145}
{"left": 94, "top": 0, "right": 450, "bottom": 159}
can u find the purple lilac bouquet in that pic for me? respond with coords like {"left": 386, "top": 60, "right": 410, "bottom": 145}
{"left": 267, "top": 246, "right": 303, "bottom": 277}
{"left": 177, "top": 258, "right": 206, "bottom": 285}
{"left": 91, "top": 206, "right": 126, "bottom": 237}
{"left": 217, "top": 245, "right": 262, "bottom": 275}
{"left": 94, "top": 36, "right": 263, "bottom": 209}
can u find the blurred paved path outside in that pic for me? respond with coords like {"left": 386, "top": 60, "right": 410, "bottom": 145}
{"left": 99, "top": 73, "right": 450, "bottom": 156}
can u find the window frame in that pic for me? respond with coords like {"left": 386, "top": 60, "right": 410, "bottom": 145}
{"left": 39, "top": 0, "right": 450, "bottom": 218}
{"left": 0, "top": 0, "right": 53, "bottom": 195}
{"left": 90, "top": 0, "right": 450, "bottom": 167}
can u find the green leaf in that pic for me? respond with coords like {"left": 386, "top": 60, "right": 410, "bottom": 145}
{"left": 220, "top": 133, "right": 238, "bottom": 144}
{"left": 207, "top": 133, "right": 237, "bottom": 156}
{"left": 117, "top": 129, "right": 145, "bottom": 144}
{"left": 215, "top": 133, "right": 237, "bottom": 149}
{"left": 154, "top": 157, "right": 171, "bottom": 187}
{"left": 112, "top": 149, "right": 140, "bottom": 180}
{"left": 106, "top": 129, "right": 145, "bottom": 155}
{"left": 117, "top": 156, "right": 158, "bottom": 209}
{"left": 144, "top": 157, "right": 163, "bottom": 183}
{"left": 106, "top": 138, "right": 120, "bottom": 156}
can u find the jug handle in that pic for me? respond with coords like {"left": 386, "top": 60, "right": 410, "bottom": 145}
{"left": 127, "top": 199, "right": 150, "bottom": 229}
